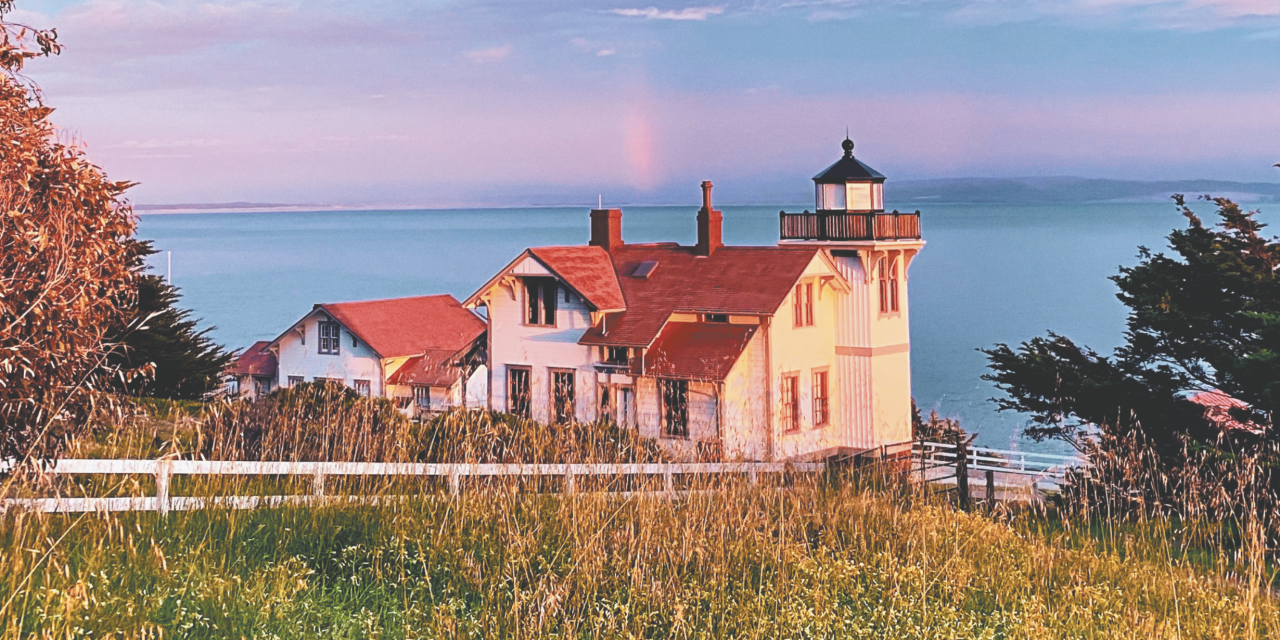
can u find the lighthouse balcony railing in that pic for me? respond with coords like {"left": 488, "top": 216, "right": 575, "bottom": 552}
{"left": 779, "top": 210, "right": 921, "bottom": 242}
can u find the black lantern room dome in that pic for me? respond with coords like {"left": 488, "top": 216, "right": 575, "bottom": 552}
{"left": 813, "top": 137, "right": 885, "bottom": 184}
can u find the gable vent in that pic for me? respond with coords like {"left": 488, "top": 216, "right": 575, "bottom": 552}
{"left": 632, "top": 260, "right": 659, "bottom": 279}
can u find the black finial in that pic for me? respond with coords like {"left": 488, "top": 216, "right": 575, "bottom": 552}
{"left": 841, "top": 135, "right": 854, "bottom": 158}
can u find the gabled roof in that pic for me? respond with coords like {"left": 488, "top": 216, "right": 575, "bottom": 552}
{"left": 578, "top": 244, "right": 824, "bottom": 347}
{"left": 529, "top": 246, "right": 626, "bottom": 311}
{"left": 229, "top": 341, "right": 276, "bottom": 377}
{"left": 464, "top": 246, "right": 626, "bottom": 312}
{"left": 386, "top": 349, "right": 465, "bottom": 387}
{"left": 272, "top": 294, "right": 485, "bottom": 359}
{"left": 641, "top": 322, "right": 757, "bottom": 381}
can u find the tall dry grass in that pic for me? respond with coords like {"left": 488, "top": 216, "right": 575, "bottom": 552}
{"left": 3, "top": 465, "right": 1278, "bottom": 638}
{"left": 2, "top": 394, "right": 1278, "bottom": 637}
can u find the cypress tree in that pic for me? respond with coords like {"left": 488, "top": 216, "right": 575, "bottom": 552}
{"left": 115, "top": 240, "right": 232, "bottom": 399}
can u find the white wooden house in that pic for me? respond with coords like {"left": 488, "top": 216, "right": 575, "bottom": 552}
{"left": 465, "top": 139, "right": 924, "bottom": 461}
{"left": 265, "top": 294, "right": 487, "bottom": 415}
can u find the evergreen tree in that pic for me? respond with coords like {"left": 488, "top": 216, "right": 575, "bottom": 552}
{"left": 115, "top": 240, "right": 232, "bottom": 400}
{"left": 983, "top": 195, "right": 1278, "bottom": 454}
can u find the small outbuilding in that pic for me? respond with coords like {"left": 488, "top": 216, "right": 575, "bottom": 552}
{"left": 265, "top": 294, "right": 487, "bottom": 415}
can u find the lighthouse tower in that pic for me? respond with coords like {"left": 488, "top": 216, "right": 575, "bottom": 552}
{"left": 779, "top": 137, "right": 924, "bottom": 449}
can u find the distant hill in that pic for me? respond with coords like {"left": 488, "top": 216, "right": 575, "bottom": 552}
{"left": 136, "top": 177, "right": 1280, "bottom": 212}
{"left": 887, "top": 177, "right": 1280, "bottom": 205}
{"left": 135, "top": 202, "right": 308, "bottom": 212}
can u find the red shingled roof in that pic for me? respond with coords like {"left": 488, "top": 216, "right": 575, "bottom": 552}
{"left": 229, "top": 341, "right": 276, "bottom": 377}
{"left": 387, "top": 349, "right": 464, "bottom": 387}
{"left": 529, "top": 246, "right": 626, "bottom": 311}
{"left": 316, "top": 295, "right": 485, "bottom": 359}
{"left": 641, "top": 322, "right": 758, "bottom": 381}
{"left": 1188, "top": 390, "right": 1267, "bottom": 434}
{"left": 579, "top": 244, "right": 821, "bottom": 347}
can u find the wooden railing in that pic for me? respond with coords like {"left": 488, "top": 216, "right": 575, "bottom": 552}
{"left": 779, "top": 210, "right": 921, "bottom": 242}
{"left": 0, "top": 459, "right": 826, "bottom": 514}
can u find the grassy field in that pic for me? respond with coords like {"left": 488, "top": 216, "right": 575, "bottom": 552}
{"left": 3, "top": 395, "right": 1276, "bottom": 638}
{"left": 2, "top": 470, "right": 1277, "bottom": 639}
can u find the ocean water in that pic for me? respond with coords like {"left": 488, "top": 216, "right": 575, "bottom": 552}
{"left": 137, "top": 201, "right": 1222, "bottom": 453}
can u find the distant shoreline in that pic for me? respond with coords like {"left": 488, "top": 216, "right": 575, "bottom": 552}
{"left": 134, "top": 176, "right": 1280, "bottom": 215}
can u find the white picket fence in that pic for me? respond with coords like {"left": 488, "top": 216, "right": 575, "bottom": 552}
{"left": 0, "top": 441, "right": 1089, "bottom": 514}
{"left": 0, "top": 458, "right": 826, "bottom": 515}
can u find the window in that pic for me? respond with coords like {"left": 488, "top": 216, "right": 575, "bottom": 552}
{"left": 618, "top": 387, "right": 635, "bottom": 428}
{"left": 781, "top": 374, "right": 800, "bottom": 432}
{"left": 878, "top": 258, "right": 899, "bottom": 314}
{"left": 812, "top": 370, "right": 829, "bottom": 427}
{"left": 287, "top": 375, "right": 304, "bottom": 388}
{"left": 353, "top": 379, "right": 371, "bottom": 397}
{"left": 507, "top": 366, "right": 531, "bottom": 418}
{"left": 552, "top": 370, "right": 575, "bottom": 424}
{"left": 889, "top": 260, "right": 900, "bottom": 313}
{"left": 415, "top": 385, "right": 432, "bottom": 409}
{"left": 660, "top": 379, "right": 689, "bottom": 438}
{"left": 702, "top": 313, "right": 729, "bottom": 323}
{"left": 227, "top": 378, "right": 240, "bottom": 395}
{"left": 254, "top": 377, "right": 272, "bottom": 397}
{"left": 605, "top": 346, "right": 629, "bottom": 366}
{"left": 793, "top": 282, "right": 813, "bottom": 327}
{"left": 318, "top": 321, "right": 341, "bottom": 355}
{"left": 524, "top": 278, "right": 558, "bottom": 326}
{"left": 599, "top": 384, "right": 613, "bottom": 421}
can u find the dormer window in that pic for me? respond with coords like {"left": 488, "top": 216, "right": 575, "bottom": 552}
{"left": 703, "top": 313, "right": 728, "bottom": 323}
{"left": 524, "top": 278, "right": 558, "bottom": 326}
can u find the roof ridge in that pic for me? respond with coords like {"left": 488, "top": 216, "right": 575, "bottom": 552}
{"left": 322, "top": 293, "right": 459, "bottom": 307}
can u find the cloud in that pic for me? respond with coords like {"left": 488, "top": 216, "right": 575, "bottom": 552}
{"left": 571, "top": 36, "right": 618, "bottom": 57}
{"left": 754, "top": 0, "right": 1279, "bottom": 28}
{"left": 944, "top": 0, "right": 1280, "bottom": 28}
{"left": 465, "top": 44, "right": 513, "bottom": 63}
{"left": 609, "top": 6, "right": 725, "bottom": 20}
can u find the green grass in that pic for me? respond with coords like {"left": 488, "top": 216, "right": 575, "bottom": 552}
{"left": 6, "top": 399, "right": 1275, "bottom": 637}
{"left": 2, "top": 472, "right": 1276, "bottom": 639}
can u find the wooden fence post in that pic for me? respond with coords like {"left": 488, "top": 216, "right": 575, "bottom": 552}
{"left": 448, "top": 470, "right": 461, "bottom": 497}
{"left": 956, "top": 438, "right": 972, "bottom": 511}
{"left": 564, "top": 469, "right": 576, "bottom": 495}
{"left": 155, "top": 459, "right": 171, "bottom": 516}
{"left": 748, "top": 467, "right": 758, "bottom": 485}
{"left": 312, "top": 470, "right": 325, "bottom": 497}
{"left": 986, "top": 469, "right": 996, "bottom": 509}
{"left": 664, "top": 470, "right": 674, "bottom": 494}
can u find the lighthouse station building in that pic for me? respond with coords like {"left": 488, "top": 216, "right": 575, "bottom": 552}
{"left": 465, "top": 139, "right": 925, "bottom": 461}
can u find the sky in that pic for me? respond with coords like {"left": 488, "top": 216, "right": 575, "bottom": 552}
{"left": 10, "top": 0, "right": 1280, "bottom": 206}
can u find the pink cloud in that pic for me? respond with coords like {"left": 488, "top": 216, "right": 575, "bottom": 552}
{"left": 465, "top": 44, "right": 513, "bottom": 63}
{"left": 609, "top": 6, "right": 725, "bottom": 20}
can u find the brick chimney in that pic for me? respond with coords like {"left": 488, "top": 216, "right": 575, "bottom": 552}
{"left": 695, "top": 181, "right": 723, "bottom": 256}
{"left": 589, "top": 208, "right": 623, "bottom": 252}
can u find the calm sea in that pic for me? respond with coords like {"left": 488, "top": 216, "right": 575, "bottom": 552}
{"left": 137, "top": 201, "right": 1223, "bottom": 453}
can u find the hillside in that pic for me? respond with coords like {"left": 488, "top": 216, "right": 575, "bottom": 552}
{"left": 889, "top": 176, "right": 1280, "bottom": 205}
